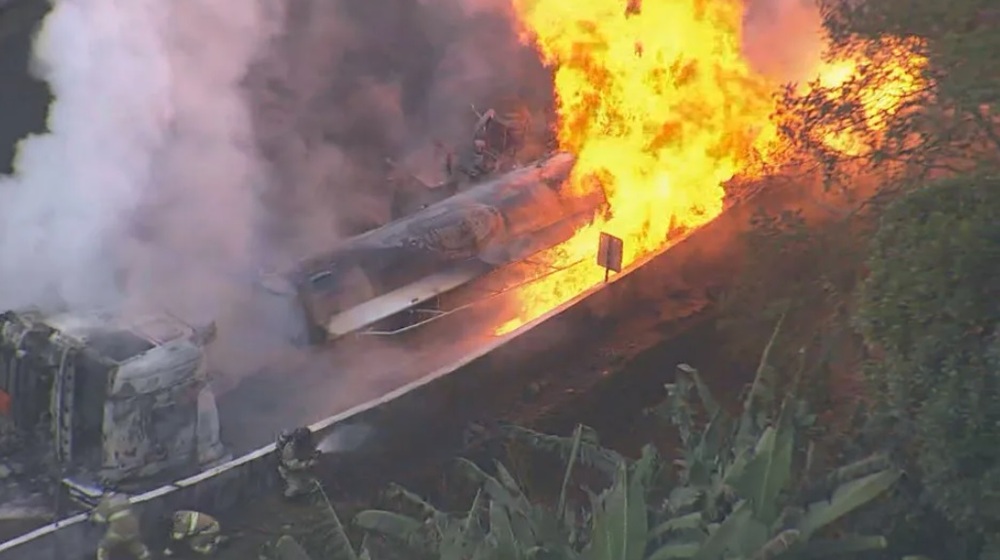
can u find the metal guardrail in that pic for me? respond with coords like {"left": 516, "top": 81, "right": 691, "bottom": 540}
{"left": 0, "top": 235, "right": 676, "bottom": 559}
{"left": 0, "top": 290, "right": 572, "bottom": 559}
{"left": 0, "top": 178, "right": 769, "bottom": 559}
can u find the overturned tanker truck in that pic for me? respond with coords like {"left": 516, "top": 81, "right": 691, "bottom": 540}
{"left": 0, "top": 309, "right": 229, "bottom": 509}
{"left": 264, "top": 151, "right": 607, "bottom": 344}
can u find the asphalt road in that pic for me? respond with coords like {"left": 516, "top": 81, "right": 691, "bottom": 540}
{"left": 210, "top": 287, "right": 718, "bottom": 560}
{"left": 214, "top": 297, "right": 510, "bottom": 454}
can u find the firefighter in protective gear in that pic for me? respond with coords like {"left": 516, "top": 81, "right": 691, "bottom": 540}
{"left": 89, "top": 491, "right": 152, "bottom": 560}
{"left": 276, "top": 427, "right": 320, "bottom": 498}
{"left": 164, "top": 510, "right": 223, "bottom": 556}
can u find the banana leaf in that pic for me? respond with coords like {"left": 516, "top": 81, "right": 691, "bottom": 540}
{"left": 730, "top": 401, "right": 795, "bottom": 524}
{"left": 274, "top": 536, "right": 313, "bottom": 560}
{"left": 649, "top": 512, "right": 705, "bottom": 539}
{"left": 439, "top": 487, "right": 490, "bottom": 560}
{"left": 666, "top": 486, "right": 702, "bottom": 514}
{"left": 488, "top": 499, "right": 527, "bottom": 560}
{"left": 677, "top": 364, "right": 721, "bottom": 421}
{"left": 455, "top": 458, "right": 546, "bottom": 548}
{"left": 736, "top": 314, "right": 785, "bottom": 450}
{"left": 690, "top": 409, "right": 731, "bottom": 471}
{"left": 690, "top": 501, "right": 753, "bottom": 560}
{"left": 793, "top": 535, "right": 888, "bottom": 558}
{"left": 584, "top": 460, "right": 648, "bottom": 560}
{"left": 749, "top": 529, "right": 799, "bottom": 560}
{"left": 455, "top": 458, "right": 532, "bottom": 513}
{"left": 463, "top": 488, "right": 487, "bottom": 539}
{"left": 558, "top": 425, "right": 585, "bottom": 521}
{"left": 797, "top": 468, "right": 902, "bottom": 539}
{"left": 734, "top": 517, "right": 771, "bottom": 557}
{"left": 315, "top": 488, "right": 360, "bottom": 560}
{"left": 646, "top": 543, "right": 701, "bottom": 560}
{"left": 632, "top": 444, "right": 660, "bottom": 488}
{"left": 440, "top": 516, "right": 486, "bottom": 560}
{"left": 385, "top": 482, "right": 443, "bottom": 519}
{"left": 354, "top": 510, "right": 423, "bottom": 543}
{"left": 500, "top": 424, "right": 625, "bottom": 479}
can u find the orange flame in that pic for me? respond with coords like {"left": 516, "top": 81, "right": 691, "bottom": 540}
{"left": 495, "top": 0, "right": 775, "bottom": 334}
{"left": 809, "top": 43, "right": 927, "bottom": 154}
{"left": 495, "top": 1, "right": 925, "bottom": 335}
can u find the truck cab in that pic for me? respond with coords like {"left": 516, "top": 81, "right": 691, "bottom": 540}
{"left": 0, "top": 308, "right": 229, "bottom": 502}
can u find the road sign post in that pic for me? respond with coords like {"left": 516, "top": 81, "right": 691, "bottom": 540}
{"left": 596, "top": 232, "right": 624, "bottom": 283}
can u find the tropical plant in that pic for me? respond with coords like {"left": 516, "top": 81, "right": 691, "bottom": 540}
{"left": 341, "top": 321, "right": 902, "bottom": 560}
{"left": 856, "top": 173, "right": 1000, "bottom": 553}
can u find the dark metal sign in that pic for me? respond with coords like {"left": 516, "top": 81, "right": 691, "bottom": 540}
{"left": 597, "top": 232, "right": 624, "bottom": 281}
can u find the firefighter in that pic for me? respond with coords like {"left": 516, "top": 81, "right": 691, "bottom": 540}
{"left": 164, "top": 509, "right": 224, "bottom": 556}
{"left": 276, "top": 427, "right": 321, "bottom": 498}
{"left": 89, "top": 491, "right": 152, "bottom": 560}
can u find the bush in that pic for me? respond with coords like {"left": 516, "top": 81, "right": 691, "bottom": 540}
{"left": 857, "top": 173, "right": 1000, "bottom": 541}
{"left": 268, "top": 330, "right": 903, "bottom": 560}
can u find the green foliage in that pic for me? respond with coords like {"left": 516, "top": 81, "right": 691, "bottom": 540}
{"left": 856, "top": 173, "right": 1000, "bottom": 542}
{"left": 819, "top": 0, "right": 1000, "bottom": 109}
{"left": 349, "top": 332, "right": 900, "bottom": 560}
{"left": 273, "top": 535, "right": 315, "bottom": 560}
{"left": 807, "top": 0, "right": 1000, "bottom": 186}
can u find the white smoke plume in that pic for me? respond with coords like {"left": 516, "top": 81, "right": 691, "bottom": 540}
{"left": 0, "top": 0, "right": 281, "bottom": 323}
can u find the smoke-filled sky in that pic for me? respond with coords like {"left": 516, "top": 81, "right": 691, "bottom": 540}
{"left": 0, "top": 0, "right": 550, "bottom": 320}
{"left": 0, "top": 0, "right": 826, "bottom": 363}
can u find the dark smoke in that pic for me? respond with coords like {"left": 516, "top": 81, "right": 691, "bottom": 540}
{"left": 247, "top": 0, "right": 553, "bottom": 259}
{"left": 211, "top": 0, "right": 554, "bottom": 385}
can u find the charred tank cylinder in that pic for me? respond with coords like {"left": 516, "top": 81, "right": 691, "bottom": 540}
{"left": 282, "top": 152, "right": 606, "bottom": 343}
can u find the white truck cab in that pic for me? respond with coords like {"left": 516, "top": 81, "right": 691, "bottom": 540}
{"left": 0, "top": 308, "right": 229, "bottom": 503}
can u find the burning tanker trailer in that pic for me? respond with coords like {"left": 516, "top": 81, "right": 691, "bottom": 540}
{"left": 263, "top": 151, "right": 606, "bottom": 344}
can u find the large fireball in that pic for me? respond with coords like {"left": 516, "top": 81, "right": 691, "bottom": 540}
{"left": 496, "top": 0, "right": 777, "bottom": 333}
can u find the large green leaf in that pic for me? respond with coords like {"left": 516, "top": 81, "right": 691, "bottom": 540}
{"left": 315, "top": 488, "right": 360, "bottom": 560}
{"left": 354, "top": 510, "right": 423, "bottom": 543}
{"left": 385, "top": 482, "right": 443, "bottom": 518}
{"left": 797, "top": 469, "right": 902, "bottom": 538}
{"left": 501, "top": 424, "right": 625, "bottom": 479}
{"left": 274, "top": 535, "right": 313, "bottom": 560}
{"left": 676, "top": 364, "right": 722, "bottom": 424}
{"left": 558, "top": 425, "right": 585, "bottom": 521}
{"left": 646, "top": 543, "right": 701, "bottom": 560}
{"left": 691, "top": 501, "right": 753, "bottom": 560}
{"left": 736, "top": 314, "right": 785, "bottom": 449}
{"left": 463, "top": 488, "right": 487, "bottom": 539}
{"left": 649, "top": 512, "right": 705, "bottom": 540}
{"left": 666, "top": 486, "right": 703, "bottom": 515}
{"left": 793, "top": 535, "right": 888, "bottom": 558}
{"left": 730, "top": 403, "right": 795, "bottom": 524}
{"left": 748, "top": 529, "right": 799, "bottom": 559}
{"left": 488, "top": 499, "right": 526, "bottom": 560}
{"left": 584, "top": 461, "right": 648, "bottom": 560}
{"left": 456, "top": 458, "right": 531, "bottom": 513}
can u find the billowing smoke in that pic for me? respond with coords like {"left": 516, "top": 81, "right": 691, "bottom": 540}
{"left": 0, "top": 0, "right": 552, "bottom": 439}
{"left": 0, "top": 0, "right": 280, "bottom": 327}
{"left": 742, "top": 0, "right": 826, "bottom": 85}
{"left": 247, "top": 0, "right": 552, "bottom": 256}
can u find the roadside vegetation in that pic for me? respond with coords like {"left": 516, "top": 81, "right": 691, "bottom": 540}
{"left": 258, "top": 0, "right": 1000, "bottom": 558}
